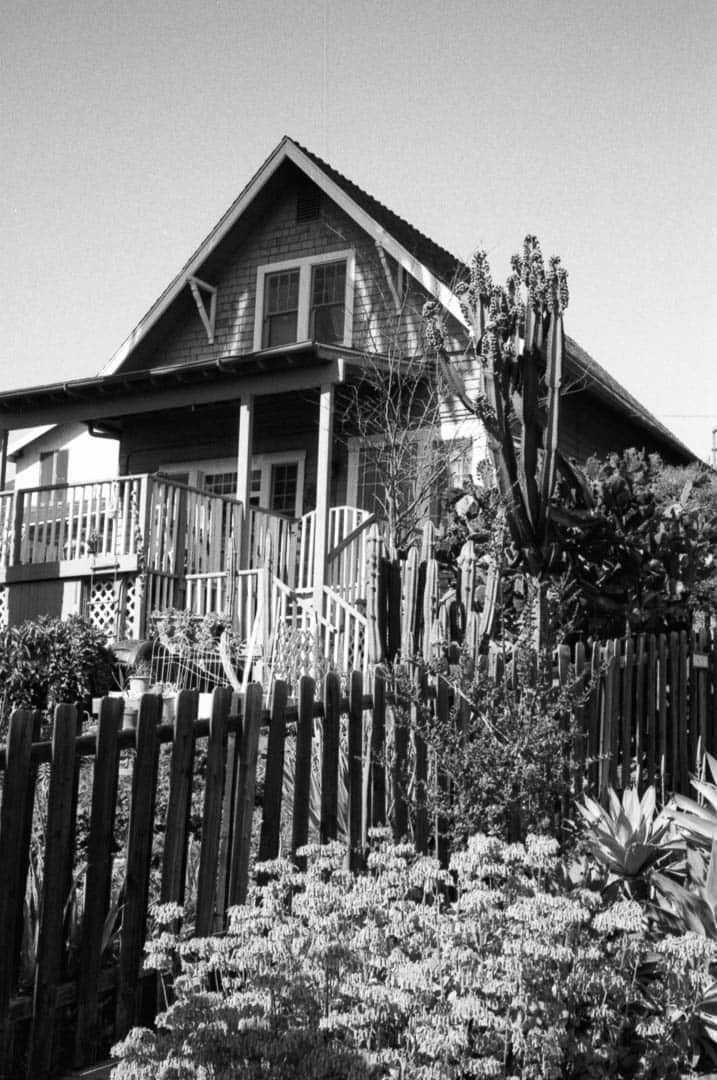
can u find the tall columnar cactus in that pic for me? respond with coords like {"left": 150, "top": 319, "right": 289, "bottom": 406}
{"left": 425, "top": 236, "right": 569, "bottom": 645}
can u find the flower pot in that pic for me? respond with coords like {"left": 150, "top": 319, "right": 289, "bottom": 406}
{"left": 128, "top": 674, "right": 150, "bottom": 697}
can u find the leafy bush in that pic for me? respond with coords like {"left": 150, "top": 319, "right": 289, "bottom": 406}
{"left": 413, "top": 658, "right": 578, "bottom": 845}
{"left": 112, "top": 833, "right": 717, "bottom": 1079}
{"left": 0, "top": 615, "right": 114, "bottom": 735}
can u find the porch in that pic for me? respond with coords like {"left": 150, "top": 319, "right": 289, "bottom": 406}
{"left": 0, "top": 473, "right": 378, "bottom": 674}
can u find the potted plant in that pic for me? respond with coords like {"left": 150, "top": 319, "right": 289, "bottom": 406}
{"left": 127, "top": 658, "right": 152, "bottom": 697}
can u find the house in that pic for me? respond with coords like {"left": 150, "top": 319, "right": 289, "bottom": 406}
{"left": 7, "top": 423, "right": 119, "bottom": 492}
{"left": 0, "top": 136, "right": 694, "bottom": 659}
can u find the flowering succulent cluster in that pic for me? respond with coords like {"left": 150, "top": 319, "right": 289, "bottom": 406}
{"left": 111, "top": 833, "right": 717, "bottom": 1079}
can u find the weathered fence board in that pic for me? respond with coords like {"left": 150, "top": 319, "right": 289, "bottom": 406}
{"left": 160, "top": 691, "right": 197, "bottom": 906}
{"left": 28, "top": 705, "right": 78, "bottom": 1080}
{"left": 74, "top": 697, "right": 123, "bottom": 1067}
{"left": 115, "top": 694, "right": 161, "bottom": 1039}
{"left": 195, "top": 688, "right": 232, "bottom": 936}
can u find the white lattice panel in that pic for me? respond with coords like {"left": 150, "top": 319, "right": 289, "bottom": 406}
{"left": 125, "top": 579, "right": 137, "bottom": 633}
{"left": 89, "top": 580, "right": 117, "bottom": 635}
{"left": 0, "top": 586, "right": 7, "bottom": 630}
{"left": 88, "top": 576, "right": 141, "bottom": 638}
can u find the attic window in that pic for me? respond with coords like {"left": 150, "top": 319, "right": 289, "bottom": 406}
{"left": 253, "top": 250, "right": 355, "bottom": 351}
{"left": 296, "top": 185, "right": 321, "bottom": 222}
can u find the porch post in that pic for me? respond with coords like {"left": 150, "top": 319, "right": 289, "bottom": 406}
{"left": 313, "top": 383, "right": 334, "bottom": 622}
{"left": 235, "top": 395, "right": 254, "bottom": 568}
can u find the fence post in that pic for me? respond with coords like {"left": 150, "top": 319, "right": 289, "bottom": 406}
{"left": 292, "top": 676, "right": 315, "bottom": 869}
{"left": 115, "top": 693, "right": 162, "bottom": 1039}
{"left": 75, "top": 696, "right": 123, "bottom": 1067}
{"left": 0, "top": 709, "right": 35, "bottom": 1079}
{"left": 28, "top": 705, "right": 78, "bottom": 1080}
{"left": 320, "top": 673, "right": 341, "bottom": 843}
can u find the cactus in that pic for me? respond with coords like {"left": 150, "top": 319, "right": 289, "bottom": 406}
{"left": 425, "top": 237, "right": 570, "bottom": 647}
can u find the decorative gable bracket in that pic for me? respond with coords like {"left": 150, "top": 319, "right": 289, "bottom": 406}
{"left": 188, "top": 276, "right": 217, "bottom": 344}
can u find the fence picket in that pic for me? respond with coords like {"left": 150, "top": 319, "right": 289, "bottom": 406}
{"left": 348, "top": 671, "right": 364, "bottom": 870}
{"left": 658, "top": 634, "right": 668, "bottom": 801}
{"left": 115, "top": 694, "right": 162, "bottom": 1039}
{"left": 392, "top": 674, "right": 410, "bottom": 843}
{"left": 74, "top": 697, "right": 123, "bottom": 1067}
{"left": 215, "top": 693, "right": 242, "bottom": 923}
{"left": 291, "top": 676, "right": 315, "bottom": 869}
{"left": 678, "top": 631, "right": 689, "bottom": 794}
{"left": 160, "top": 691, "right": 198, "bottom": 906}
{"left": 0, "top": 709, "right": 35, "bottom": 1079}
{"left": 228, "top": 683, "right": 263, "bottom": 906}
{"left": 371, "top": 667, "right": 387, "bottom": 827}
{"left": 258, "top": 682, "right": 288, "bottom": 863}
{"left": 320, "top": 674, "right": 340, "bottom": 844}
{"left": 28, "top": 705, "right": 78, "bottom": 1080}
{"left": 621, "top": 637, "right": 634, "bottom": 787}
{"left": 195, "top": 688, "right": 233, "bottom": 936}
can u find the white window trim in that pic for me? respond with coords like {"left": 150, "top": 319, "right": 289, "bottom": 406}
{"left": 159, "top": 451, "right": 306, "bottom": 518}
{"left": 253, "top": 249, "right": 355, "bottom": 352}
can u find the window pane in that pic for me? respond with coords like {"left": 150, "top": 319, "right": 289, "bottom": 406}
{"left": 204, "top": 471, "right": 238, "bottom": 497}
{"left": 270, "top": 462, "right": 299, "bottom": 515}
{"left": 310, "top": 261, "right": 345, "bottom": 345}
{"left": 263, "top": 269, "right": 299, "bottom": 348}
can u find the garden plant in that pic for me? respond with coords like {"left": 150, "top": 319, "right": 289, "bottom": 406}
{"left": 112, "top": 830, "right": 717, "bottom": 1079}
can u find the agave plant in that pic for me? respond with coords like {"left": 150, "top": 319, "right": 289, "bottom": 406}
{"left": 577, "top": 784, "right": 679, "bottom": 896}
{"left": 653, "top": 840, "right": 717, "bottom": 939}
{"left": 666, "top": 751, "right": 717, "bottom": 850}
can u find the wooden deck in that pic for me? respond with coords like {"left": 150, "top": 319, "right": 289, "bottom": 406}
{"left": 0, "top": 475, "right": 376, "bottom": 671}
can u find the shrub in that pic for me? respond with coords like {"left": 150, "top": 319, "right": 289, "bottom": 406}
{"left": 412, "top": 656, "right": 578, "bottom": 845}
{"left": 0, "top": 614, "right": 114, "bottom": 735}
{"left": 112, "top": 834, "right": 717, "bottom": 1078}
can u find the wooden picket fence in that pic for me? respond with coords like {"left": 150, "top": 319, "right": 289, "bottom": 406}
{"left": 0, "top": 672, "right": 419, "bottom": 1080}
{"left": 560, "top": 626, "right": 717, "bottom": 802}
{"left": 0, "top": 625, "right": 716, "bottom": 1077}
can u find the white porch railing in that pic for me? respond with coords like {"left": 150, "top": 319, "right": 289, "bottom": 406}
{"left": 296, "top": 505, "right": 373, "bottom": 594}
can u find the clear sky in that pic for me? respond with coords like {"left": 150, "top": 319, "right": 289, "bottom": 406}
{"left": 2, "top": 0, "right": 715, "bottom": 460}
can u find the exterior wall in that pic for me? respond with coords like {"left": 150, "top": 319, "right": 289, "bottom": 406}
{"left": 135, "top": 176, "right": 467, "bottom": 371}
{"left": 12, "top": 423, "right": 119, "bottom": 490}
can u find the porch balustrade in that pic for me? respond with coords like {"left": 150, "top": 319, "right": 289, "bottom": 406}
{"left": 0, "top": 477, "right": 376, "bottom": 665}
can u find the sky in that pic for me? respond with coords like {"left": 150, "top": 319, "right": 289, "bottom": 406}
{"left": 2, "top": 0, "right": 715, "bottom": 461}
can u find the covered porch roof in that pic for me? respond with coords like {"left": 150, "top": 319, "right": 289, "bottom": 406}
{"left": 0, "top": 342, "right": 370, "bottom": 431}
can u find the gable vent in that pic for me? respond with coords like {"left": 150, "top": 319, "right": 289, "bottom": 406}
{"left": 296, "top": 185, "right": 321, "bottom": 222}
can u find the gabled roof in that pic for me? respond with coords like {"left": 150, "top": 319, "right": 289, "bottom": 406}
{"left": 0, "top": 136, "right": 695, "bottom": 464}
{"left": 101, "top": 135, "right": 468, "bottom": 377}
{"left": 563, "top": 337, "right": 693, "bottom": 458}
